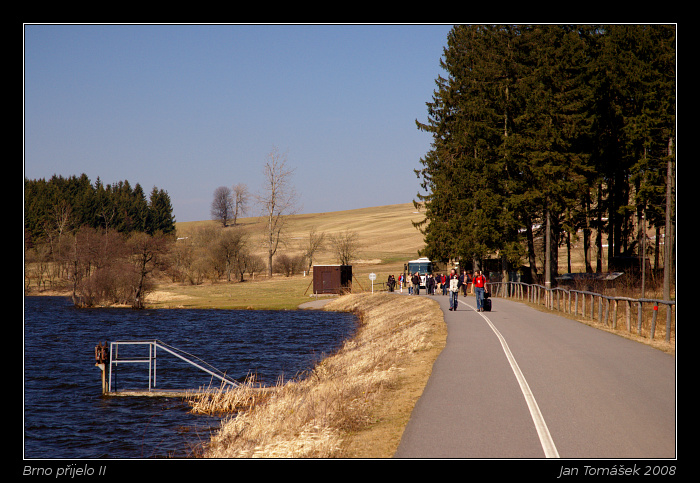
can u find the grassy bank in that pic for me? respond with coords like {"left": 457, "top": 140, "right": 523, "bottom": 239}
{"left": 187, "top": 292, "right": 446, "bottom": 458}
{"left": 144, "top": 277, "right": 313, "bottom": 310}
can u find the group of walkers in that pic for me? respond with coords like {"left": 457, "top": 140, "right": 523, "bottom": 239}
{"left": 389, "top": 269, "right": 490, "bottom": 312}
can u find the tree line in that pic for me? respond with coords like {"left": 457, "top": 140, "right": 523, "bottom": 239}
{"left": 414, "top": 25, "right": 675, "bottom": 292}
{"left": 24, "top": 173, "right": 176, "bottom": 308}
{"left": 24, "top": 150, "right": 364, "bottom": 307}
{"left": 24, "top": 173, "right": 175, "bottom": 245}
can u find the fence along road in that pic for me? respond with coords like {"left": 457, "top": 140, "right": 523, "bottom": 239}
{"left": 394, "top": 293, "right": 676, "bottom": 459}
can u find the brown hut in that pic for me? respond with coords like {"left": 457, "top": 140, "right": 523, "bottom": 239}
{"left": 312, "top": 265, "right": 352, "bottom": 294}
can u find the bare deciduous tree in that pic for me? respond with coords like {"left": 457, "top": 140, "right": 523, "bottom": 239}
{"left": 168, "top": 236, "right": 198, "bottom": 284}
{"left": 211, "top": 186, "right": 233, "bottom": 227}
{"left": 245, "top": 253, "right": 265, "bottom": 280}
{"left": 328, "top": 230, "right": 360, "bottom": 266}
{"left": 256, "top": 148, "right": 299, "bottom": 277}
{"left": 70, "top": 227, "right": 128, "bottom": 306}
{"left": 52, "top": 200, "right": 73, "bottom": 237}
{"left": 232, "top": 183, "right": 249, "bottom": 226}
{"left": 129, "top": 232, "right": 172, "bottom": 309}
{"left": 303, "top": 227, "right": 326, "bottom": 272}
{"left": 215, "top": 228, "right": 248, "bottom": 282}
{"left": 273, "top": 253, "right": 307, "bottom": 277}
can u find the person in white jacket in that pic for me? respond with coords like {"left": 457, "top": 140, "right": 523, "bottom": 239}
{"left": 447, "top": 268, "right": 461, "bottom": 311}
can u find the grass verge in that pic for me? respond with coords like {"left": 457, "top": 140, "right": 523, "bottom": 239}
{"left": 186, "top": 292, "right": 446, "bottom": 458}
{"left": 144, "top": 277, "right": 313, "bottom": 310}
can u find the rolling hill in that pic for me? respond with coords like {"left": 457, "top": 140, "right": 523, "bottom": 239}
{"left": 175, "top": 202, "right": 428, "bottom": 275}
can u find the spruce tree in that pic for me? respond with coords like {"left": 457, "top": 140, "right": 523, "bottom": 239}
{"left": 416, "top": 25, "right": 523, "bottom": 268}
{"left": 146, "top": 187, "right": 176, "bottom": 235}
{"left": 511, "top": 25, "right": 593, "bottom": 284}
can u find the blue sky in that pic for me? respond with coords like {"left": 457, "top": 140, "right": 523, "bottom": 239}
{"left": 24, "top": 24, "right": 454, "bottom": 222}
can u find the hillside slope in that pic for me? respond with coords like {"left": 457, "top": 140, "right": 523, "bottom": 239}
{"left": 175, "top": 203, "right": 427, "bottom": 271}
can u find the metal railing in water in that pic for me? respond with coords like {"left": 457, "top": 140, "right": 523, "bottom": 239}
{"left": 487, "top": 282, "right": 676, "bottom": 342}
{"left": 107, "top": 340, "right": 238, "bottom": 394}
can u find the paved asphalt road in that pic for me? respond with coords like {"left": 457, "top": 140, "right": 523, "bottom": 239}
{"left": 393, "top": 292, "right": 676, "bottom": 459}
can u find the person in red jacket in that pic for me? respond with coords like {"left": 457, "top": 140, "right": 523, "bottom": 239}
{"left": 473, "top": 270, "right": 489, "bottom": 312}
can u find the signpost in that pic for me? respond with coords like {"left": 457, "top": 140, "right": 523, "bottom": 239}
{"left": 369, "top": 272, "right": 377, "bottom": 293}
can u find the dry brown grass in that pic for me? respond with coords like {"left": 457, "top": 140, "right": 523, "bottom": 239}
{"left": 175, "top": 203, "right": 425, "bottom": 275}
{"left": 189, "top": 292, "right": 446, "bottom": 458}
{"left": 187, "top": 375, "right": 278, "bottom": 415}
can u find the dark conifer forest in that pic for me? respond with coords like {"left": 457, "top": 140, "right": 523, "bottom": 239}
{"left": 24, "top": 173, "right": 175, "bottom": 244}
{"left": 413, "top": 25, "right": 675, "bottom": 284}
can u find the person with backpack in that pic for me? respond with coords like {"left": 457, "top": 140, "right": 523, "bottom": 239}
{"left": 473, "top": 270, "right": 489, "bottom": 312}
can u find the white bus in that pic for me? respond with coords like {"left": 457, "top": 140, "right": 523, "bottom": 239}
{"left": 406, "top": 257, "right": 433, "bottom": 288}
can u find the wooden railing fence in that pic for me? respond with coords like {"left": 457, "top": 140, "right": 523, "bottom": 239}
{"left": 488, "top": 282, "right": 676, "bottom": 342}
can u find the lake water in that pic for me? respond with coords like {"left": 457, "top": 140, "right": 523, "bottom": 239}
{"left": 23, "top": 296, "right": 357, "bottom": 458}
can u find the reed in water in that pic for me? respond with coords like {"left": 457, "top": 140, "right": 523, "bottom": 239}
{"left": 186, "top": 375, "right": 278, "bottom": 415}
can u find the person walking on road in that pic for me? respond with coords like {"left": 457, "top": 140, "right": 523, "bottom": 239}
{"left": 447, "top": 268, "right": 461, "bottom": 311}
{"left": 473, "top": 270, "right": 488, "bottom": 312}
{"left": 412, "top": 272, "right": 421, "bottom": 295}
{"left": 461, "top": 270, "right": 472, "bottom": 296}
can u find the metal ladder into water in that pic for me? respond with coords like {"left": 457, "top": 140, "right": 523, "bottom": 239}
{"left": 103, "top": 340, "right": 238, "bottom": 396}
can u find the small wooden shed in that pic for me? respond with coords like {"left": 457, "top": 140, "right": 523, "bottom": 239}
{"left": 312, "top": 265, "right": 352, "bottom": 294}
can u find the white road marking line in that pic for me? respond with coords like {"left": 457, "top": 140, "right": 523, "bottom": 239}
{"left": 459, "top": 299, "right": 560, "bottom": 458}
